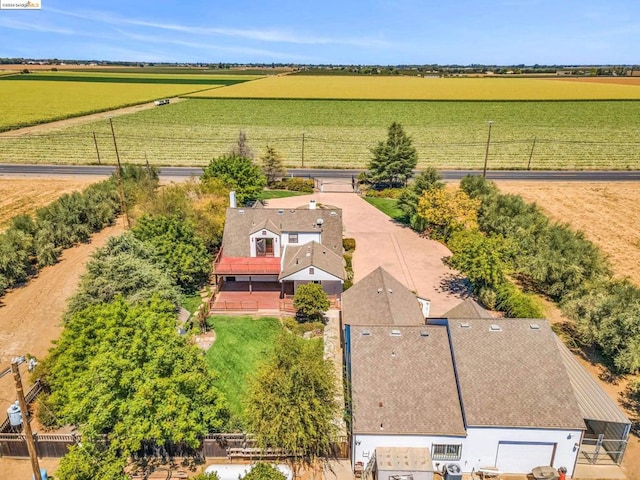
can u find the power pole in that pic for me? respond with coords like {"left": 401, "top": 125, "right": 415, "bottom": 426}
{"left": 11, "top": 359, "right": 42, "bottom": 480}
{"left": 527, "top": 137, "right": 537, "bottom": 170}
{"left": 92, "top": 131, "right": 101, "bottom": 165}
{"left": 483, "top": 121, "right": 493, "bottom": 178}
{"left": 109, "top": 117, "right": 130, "bottom": 229}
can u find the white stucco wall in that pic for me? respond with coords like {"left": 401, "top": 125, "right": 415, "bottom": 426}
{"left": 281, "top": 232, "right": 322, "bottom": 248}
{"left": 353, "top": 427, "right": 581, "bottom": 477}
{"left": 249, "top": 229, "right": 281, "bottom": 257}
{"left": 285, "top": 267, "right": 341, "bottom": 282}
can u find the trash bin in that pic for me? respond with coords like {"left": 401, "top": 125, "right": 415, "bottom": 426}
{"left": 32, "top": 469, "right": 48, "bottom": 480}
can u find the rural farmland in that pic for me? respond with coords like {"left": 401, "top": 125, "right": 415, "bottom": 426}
{"left": 188, "top": 75, "right": 640, "bottom": 100}
{"left": 0, "top": 71, "right": 258, "bottom": 131}
{"left": 1, "top": 96, "right": 640, "bottom": 169}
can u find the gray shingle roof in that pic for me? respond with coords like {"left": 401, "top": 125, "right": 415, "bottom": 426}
{"left": 442, "top": 298, "right": 493, "bottom": 319}
{"left": 280, "top": 241, "right": 345, "bottom": 280}
{"left": 447, "top": 319, "right": 586, "bottom": 430}
{"left": 221, "top": 207, "right": 343, "bottom": 257}
{"left": 556, "top": 337, "right": 630, "bottom": 425}
{"left": 349, "top": 325, "right": 466, "bottom": 436}
{"left": 342, "top": 267, "right": 425, "bottom": 326}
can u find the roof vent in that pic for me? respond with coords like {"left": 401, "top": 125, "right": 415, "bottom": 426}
{"left": 316, "top": 218, "right": 324, "bottom": 226}
{"left": 377, "top": 288, "right": 383, "bottom": 294}
{"left": 460, "top": 322, "right": 470, "bottom": 329}
{"left": 530, "top": 323, "right": 541, "bottom": 330}
{"left": 361, "top": 330, "right": 371, "bottom": 336}
{"left": 420, "top": 331, "right": 429, "bottom": 337}
{"left": 330, "top": 211, "right": 337, "bottom": 216}
{"left": 390, "top": 329, "right": 401, "bottom": 337}
{"left": 277, "top": 209, "right": 284, "bottom": 215}
{"left": 489, "top": 324, "right": 502, "bottom": 332}
{"left": 388, "top": 289, "right": 393, "bottom": 294}
{"left": 238, "top": 209, "right": 245, "bottom": 214}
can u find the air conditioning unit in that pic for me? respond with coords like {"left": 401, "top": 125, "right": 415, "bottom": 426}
{"left": 444, "top": 463, "right": 462, "bottom": 480}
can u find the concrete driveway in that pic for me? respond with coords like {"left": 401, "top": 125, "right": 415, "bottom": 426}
{"left": 266, "top": 192, "right": 468, "bottom": 316}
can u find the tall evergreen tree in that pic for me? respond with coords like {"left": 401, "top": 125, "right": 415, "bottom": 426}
{"left": 368, "top": 122, "right": 418, "bottom": 187}
{"left": 261, "top": 145, "right": 287, "bottom": 186}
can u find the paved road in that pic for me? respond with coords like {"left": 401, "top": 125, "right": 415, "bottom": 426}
{"left": 1, "top": 164, "right": 640, "bottom": 181}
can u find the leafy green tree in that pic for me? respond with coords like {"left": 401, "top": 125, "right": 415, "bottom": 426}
{"left": 41, "top": 297, "right": 229, "bottom": 469}
{"left": 261, "top": 145, "right": 287, "bottom": 186}
{"left": 202, "top": 153, "right": 266, "bottom": 205}
{"left": 67, "top": 233, "right": 181, "bottom": 314}
{"left": 448, "top": 229, "right": 505, "bottom": 291}
{"left": 132, "top": 215, "right": 212, "bottom": 293}
{"left": 397, "top": 168, "right": 444, "bottom": 231}
{"left": 56, "top": 443, "right": 127, "bottom": 480}
{"left": 245, "top": 333, "right": 339, "bottom": 476}
{"left": 368, "top": 122, "right": 417, "bottom": 187}
{"left": 243, "top": 463, "right": 287, "bottom": 480}
{"left": 564, "top": 279, "right": 640, "bottom": 373}
{"left": 416, "top": 187, "right": 480, "bottom": 240}
{"left": 293, "top": 283, "right": 331, "bottom": 321}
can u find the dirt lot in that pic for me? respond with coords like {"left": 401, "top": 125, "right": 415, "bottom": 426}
{"left": 0, "top": 177, "right": 101, "bottom": 229}
{"left": 495, "top": 181, "right": 640, "bottom": 285}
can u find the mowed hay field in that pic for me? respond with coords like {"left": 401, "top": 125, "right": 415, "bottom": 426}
{"left": 3, "top": 97, "right": 640, "bottom": 169}
{"left": 0, "top": 177, "right": 99, "bottom": 228}
{"left": 0, "top": 72, "right": 259, "bottom": 131}
{"left": 189, "top": 75, "right": 640, "bottom": 100}
{"left": 495, "top": 181, "right": 640, "bottom": 285}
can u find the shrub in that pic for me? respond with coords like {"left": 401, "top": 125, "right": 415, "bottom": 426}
{"left": 272, "top": 177, "right": 314, "bottom": 193}
{"left": 342, "top": 238, "right": 356, "bottom": 252}
{"left": 495, "top": 283, "right": 544, "bottom": 319}
{"left": 293, "top": 283, "right": 331, "bottom": 321}
{"left": 365, "top": 188, "right": 403, "bottom": 199}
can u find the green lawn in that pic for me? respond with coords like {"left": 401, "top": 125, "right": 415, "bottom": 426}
{"left": 181, "top": 293, "right": 203, "bottom": 314}
{"left": 258, "top": 189, "right": 308, "bottom": 200}
{"left": 205, "top": 316, "right": 283, "bottom": 418}
{"left": 364, "top": 197, "right": 408, "bottom": 223}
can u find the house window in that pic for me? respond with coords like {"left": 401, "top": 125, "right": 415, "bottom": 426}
{"left": 431, "top": 444, "right": 462, "bottom": 461}
{"left": 288, "top": 233, "right": 299, "bottom": 243}
{"left": 309, "top": 267, "right": 315, "bottom": 275}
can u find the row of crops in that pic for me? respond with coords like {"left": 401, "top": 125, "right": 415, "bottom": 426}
{"left": 2, "top": 98, "right": 640, "bottom": 169}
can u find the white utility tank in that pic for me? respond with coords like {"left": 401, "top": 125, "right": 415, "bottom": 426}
{"left": 7, "top": 400, "right": 22, "bottom": 426}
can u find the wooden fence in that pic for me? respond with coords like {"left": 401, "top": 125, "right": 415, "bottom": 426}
{"left": 0, "top": 431, "right": 350, "bottom": 460}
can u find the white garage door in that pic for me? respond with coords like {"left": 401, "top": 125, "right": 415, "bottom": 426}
{"left": 496, "top": 442, "right": 555, "bottom": 473}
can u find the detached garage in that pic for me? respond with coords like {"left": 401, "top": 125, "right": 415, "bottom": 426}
{"left": 496, "top": 442, "right": 556, "bottom": 473}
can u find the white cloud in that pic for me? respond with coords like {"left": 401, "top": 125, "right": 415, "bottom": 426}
{"left": 0, "top": 16, "right": 74, "bottom": 34}
{"left": 45, "top": 6, "right": 392, "bottom": 48}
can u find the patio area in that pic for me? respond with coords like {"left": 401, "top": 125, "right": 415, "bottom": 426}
{"left": 210, "top": 281, "right": 283, "bottom": 312}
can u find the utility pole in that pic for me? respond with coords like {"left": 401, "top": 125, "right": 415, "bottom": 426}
{"left": 301, "top": 132, "right": 305, "bottom": 168}
{"left": 92, "top": 131, "right": 101, "bottom": 165}
{"left": 527, "top": 137, "right": 537, "bottom": 170}
{"left": 109, "top": 117, "right": 130, "bottom": 229}
{"left": 483, "top": 121, "right": 493, "bottom": 178}
{"left": 11, "top": 359, "right": 42, "bottom": 480}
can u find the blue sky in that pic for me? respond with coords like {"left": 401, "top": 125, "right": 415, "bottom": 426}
{"left": 0, "top": 0, "right": 638, "bottom": 65}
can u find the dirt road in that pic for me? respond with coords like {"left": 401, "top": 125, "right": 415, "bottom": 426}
{"left": 0, "top": 219, "right": 125, "bottom": 410}
{"left": 0, "top": 97, "right": 185, "bottom": 138}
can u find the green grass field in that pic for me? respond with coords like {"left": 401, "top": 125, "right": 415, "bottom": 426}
{"left": 364, "top": 198, "right": 407, "bottom": 223}
{"left": 258, "top": 189, "right": 308, "bottom": 200}
{"left": 205, "top": 316, "right": 283, "bottom": 417}
{"left": 3, "top": 97, "right": 640, "bottom": 169}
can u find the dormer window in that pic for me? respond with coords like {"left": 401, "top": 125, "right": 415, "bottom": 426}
{"left": 289, "top": 233, "right": 299, "bottom": 244}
